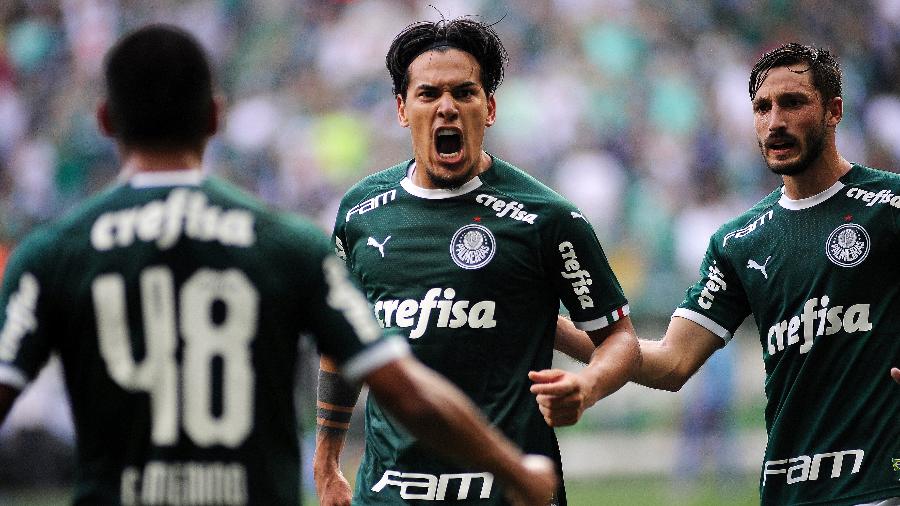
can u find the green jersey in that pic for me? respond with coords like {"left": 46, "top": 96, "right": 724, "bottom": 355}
{"left": 677, "top": 165, "right": 900, "bottom": 505}
{"left": 334, "top": 157, "right": 629, "bottom": 505}
{"left": 0, "top": 170, "right": 406, "bottom": 505}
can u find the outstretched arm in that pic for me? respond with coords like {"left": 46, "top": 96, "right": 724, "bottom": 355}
{"left": 313, "top": 355, "right": 362, "bottom": 506}
{"left": 634, "top": 317, "right": 723, "bottom": 391}
{"left": 365, "top": 355, "right": 557, "bottom": 506}
{"left": 531, "top": 316, "right": 641, "bottom": 427}
{"left": 0, "top": 383, "right": 20, "bottom": 427}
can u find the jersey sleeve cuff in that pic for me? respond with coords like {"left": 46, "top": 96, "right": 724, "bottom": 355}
{"left": 672, "top": 308, "right": 732, "bottom": 343}
{"left": 0, "top": 364, "right": 29, "bottom": 390}
{"left": 573, "top": 304, "right": 630, "bottom": 332}
{"left": 340, "top": 336, "right": 411, "bottom": 383}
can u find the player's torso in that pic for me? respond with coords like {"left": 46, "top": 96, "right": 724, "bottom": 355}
{"left": 51, "top": 182, "right": 304, "bottom": 505}
{"left": 720, "top": 170, "right": 900, "bottom": 504}
{"left": 341, "top": 174, "right": 566, "bottom": 505}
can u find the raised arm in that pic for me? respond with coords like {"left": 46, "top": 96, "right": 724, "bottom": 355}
{"left": 313, "top": 355, "right": 362, "bottom": 506}
{"left": 530, "top": 316, "right": 641, "bottom": 427}
{"left": 365, "top": 355, "right": 557, "bottom": 506}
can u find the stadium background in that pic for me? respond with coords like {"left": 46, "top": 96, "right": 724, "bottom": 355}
{"left": 1, "top": 0, "right": 899, "bottom": 504}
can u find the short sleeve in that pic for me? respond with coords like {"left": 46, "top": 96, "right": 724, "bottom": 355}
{"left": 0, "top": 238, "right": 55, "bottom": 390}
{"left": 546, "top": 208, "right": 629, "bottom": 331}
{"left": 297, "top": 225, "right": 408, "bottom": 382}
{"left": 674, "top": 234, "right": 751, "bottom": 343}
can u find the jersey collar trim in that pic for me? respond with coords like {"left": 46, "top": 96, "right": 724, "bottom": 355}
{"left": 128, "top": 169, "right": 205, "bottom": 188}
{"left": 778, "top": 179, "right": 845, "bottom": 211}
{"left": 400, "top": 162, "right": 483, "bottom": 199}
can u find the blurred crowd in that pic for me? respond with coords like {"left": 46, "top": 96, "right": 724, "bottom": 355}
{"left": 3, "top": 0, "right": 899, "bottom": 494}
{"left": 3, "top": 0, "right": 900, "bottom": 313}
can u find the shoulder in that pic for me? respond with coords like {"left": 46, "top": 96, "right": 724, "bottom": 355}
{"left": 340, "top": 163, "right": 408, "bottom": 207}
{"left": 479, "top": 157, "right": 580, "bottom": 222}
{"left": 710, "top": 188, "right": 782, "bottom": 251}
{"left": 841, "top": 164, "right": 900, "bottom": 195}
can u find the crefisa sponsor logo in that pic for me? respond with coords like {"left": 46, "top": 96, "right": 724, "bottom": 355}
{"left": 766, "top": 295, "right": 871, "bottom": 356}
{"left": 558, "top": 241, "right": 594, "bottom": 309}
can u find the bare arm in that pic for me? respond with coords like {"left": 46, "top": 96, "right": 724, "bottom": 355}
{"left": 634, "top": 316, "right": 723, "bottom": 392}
{"left": 0, "top": 383, "right": 20, "bottom": 427}
{"left": 313, "top": 355, "right": 362, "bottom": 506}
{"left": 530, "top": 316, "right": 641, "bottom": 426}
{"left": 365, "top": 355, "right": 557, "bottom": 506}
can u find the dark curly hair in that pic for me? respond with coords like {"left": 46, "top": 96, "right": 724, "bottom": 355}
{"left": 386, "top": 17, "right": 509, "bottom": 98}
{"left": 749, "top": 43, "right": 842, "bottom": 103}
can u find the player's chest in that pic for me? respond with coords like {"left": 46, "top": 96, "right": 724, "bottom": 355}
{"left": 730, "top": 203, "right": 898, "bottom": 299}
{"left": 344, "top": 198, "right": 543, "bottom": 290}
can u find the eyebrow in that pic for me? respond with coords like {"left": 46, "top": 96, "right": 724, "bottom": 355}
{"left": 415, "top": 81, "right": 481, "bottom": 90}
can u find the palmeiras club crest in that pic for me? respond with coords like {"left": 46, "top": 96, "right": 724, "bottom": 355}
{"left": 450, "top": 224, "right": 496, "bottom": 269}
{"left": 825, "top": 223, "right": 870, "bottom": 267}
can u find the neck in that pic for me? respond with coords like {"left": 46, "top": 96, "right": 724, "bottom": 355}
{"left": 119, "top": 146, "right": 204, "bottom": 179}
{"left": 781, "top": 148, "right": 852, "bottom": 200}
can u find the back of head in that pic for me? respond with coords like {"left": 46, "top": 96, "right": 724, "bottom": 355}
{"left": 386, "top": 17, "right": 508, "bottom": 98}
{"left": 749, "top": 42, "right": 842, "bottom": 103}
{"left": 104, "top": 24, "right": 214, "bottom": 152}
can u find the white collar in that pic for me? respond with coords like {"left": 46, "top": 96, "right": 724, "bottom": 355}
{"left": 128, "top": 169, "right": 205, "bottom": 188}
{"left": 400, "top": 162, "right": 483, "bottom": 199}
{"left": 778, "top": 179, "right": 845, "bottom": 210}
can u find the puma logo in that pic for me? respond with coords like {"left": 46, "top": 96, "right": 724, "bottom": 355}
{"left": 747, "top": 256, "right": 771, "bottom": 279}
{"left": 367, "top": 236, "right": 391, "bottom": 258}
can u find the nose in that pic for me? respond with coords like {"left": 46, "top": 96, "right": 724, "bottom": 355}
{"left": 436, "top": 92, "right": 458, "bottom": 120}
{"left": 767, "top": 104, "right": 787, "bottom": 132}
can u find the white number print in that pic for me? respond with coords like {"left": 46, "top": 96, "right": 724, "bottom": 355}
{"left": 92, "top": 267, "right": 258, "bottom": 448}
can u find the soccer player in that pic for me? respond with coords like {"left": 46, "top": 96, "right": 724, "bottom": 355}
{"left": 0, "top": 24, "right": 559, "bottom": 505}
{"left": 314, "top": 17, "right": 640, "bottom": 506}
{"left": 551, "top": 43, "right": 900, "bottom": 505}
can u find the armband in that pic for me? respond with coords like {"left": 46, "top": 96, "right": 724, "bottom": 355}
{"left": 316, "top": 369, "right": 360, "bottom": 434}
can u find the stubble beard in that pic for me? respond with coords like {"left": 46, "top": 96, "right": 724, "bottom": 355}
{"left": 422, "top": 161, "right": 479, "bottom": 190}
{"left": 762, "top": 119, "right": 827, "bottom": 176}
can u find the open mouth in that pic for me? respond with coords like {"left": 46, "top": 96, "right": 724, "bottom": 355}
{"left": 766, "top": 137, "right": 796, "bottom": 154}
{"left": 436, "top": 128, "right": 462, "bottom": 159}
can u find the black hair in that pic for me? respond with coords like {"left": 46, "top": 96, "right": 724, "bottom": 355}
{"left": 386, "top": 17, "right": 509, "bottom": 98}
{"left": 104, "top": 24, "right": 214, "bottom": 151}
{"left": 749, "top": 43, "right": 842, "bottom": 103}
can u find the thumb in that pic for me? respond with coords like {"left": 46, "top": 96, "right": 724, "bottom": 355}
{"left": 528, "top": 369, "right": 565, "bottom": 384}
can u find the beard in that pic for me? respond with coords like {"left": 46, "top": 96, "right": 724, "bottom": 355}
{"left": 760, "top": 120, "right": 827, "bottom": 176}
{"left": 420, "top": 163, "right": 477, "bottom": 190}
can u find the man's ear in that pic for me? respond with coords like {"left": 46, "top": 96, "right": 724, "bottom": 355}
{"left": 96, "top": 101, "right": 115, "bottom": 137}
{"left": 826, "top": 96, "right": 843, "bottom": 128}
{"left": 208, "top": 96, "right": 223, "bottom": 136}
{"left": 485, "top": 93, "right": 497, "bottom": 127}
{"left": 397, "top": 94, "right": 409, "bottom": 127}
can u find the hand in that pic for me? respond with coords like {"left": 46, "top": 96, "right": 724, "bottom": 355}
{"left": 891, "top": 367, "right": 900, "bottom": 385}
{"left": 528, "top": 369, "right": 593, "bottom": 427}
{"left": 505, "top": 454, "right": 558, "bottom": 506}
{"left": 314, "top": 466, "right": 352, "bottom": 506}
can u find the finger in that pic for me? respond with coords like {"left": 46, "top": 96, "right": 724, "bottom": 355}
{"left": 530, "top": 379, "right": 577, "bottom": 396}
{"left": 535, "top": 393, "right": 581, "bottom": 409}
{"left": 891, "top": 367, "right": 900, "bottom": 384}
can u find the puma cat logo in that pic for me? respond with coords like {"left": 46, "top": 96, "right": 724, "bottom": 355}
{"left": 747, "top": 256, "right": 771, "bottom": 279}
{"left": 367, "top": 236, "right": 391, "bottom": 258}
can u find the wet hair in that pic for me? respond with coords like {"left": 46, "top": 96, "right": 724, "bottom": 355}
{"left": 749, "top": 42, "right": 842, "bottom": 103}
{"left": 104, "top": 24, "right": 214, "bottom": 151}
{"left": 386, "top": 17, "right": 509, "bottom": 98}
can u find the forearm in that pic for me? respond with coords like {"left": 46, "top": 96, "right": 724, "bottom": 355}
{"left": 554, "top": 315, "right": 594, "bottom": 363}
{"left": 578, "top": 330, "right": 641, "bottom": 406}
{"left": 314, "top": 356, "right": 361, "bottom": 472}
{"left": 632, "top": 338, "right": 690, "bottom": 391}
